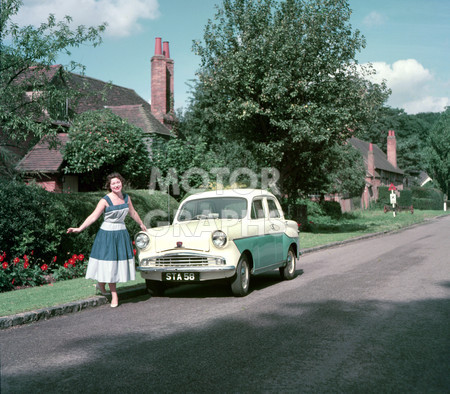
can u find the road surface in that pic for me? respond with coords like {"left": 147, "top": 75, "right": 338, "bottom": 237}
{"left": 1, "top": 216, "right": 449, "bottom": 393}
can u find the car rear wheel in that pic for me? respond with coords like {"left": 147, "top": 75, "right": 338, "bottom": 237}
{"left": 279, "top": 246, "right": 296, "bottom": 280}
{"left": 231, "top": 254, "right": 250, "bottom": 297}
{"left": 146, "top": 279, "right": 165, "bottom": 297}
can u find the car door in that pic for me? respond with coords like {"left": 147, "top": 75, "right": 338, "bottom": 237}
{"left": 266, "top": 197, "right": 286, "bottom": 264}
{"left": 248, "top": 197, "right": 274, "bottom": 270}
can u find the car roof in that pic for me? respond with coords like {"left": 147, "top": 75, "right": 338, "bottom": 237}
{"left": 181, "top": 189, "right": 276, "bottom": 203}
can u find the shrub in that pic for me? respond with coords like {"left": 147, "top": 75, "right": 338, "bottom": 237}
{"left": 397, "top": 189, "right": 412, "bottom": 206}
{"left": 321, "top": 201, "right": 342, "bottom": 219}
{"left": 411, "top": 187, "right": 444, "bottom": 210}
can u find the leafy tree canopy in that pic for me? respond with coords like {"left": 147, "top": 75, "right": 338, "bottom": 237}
{"left": 188, "top": 0, "right": 390, "bottom": 198}
{"left": 63, "top": 110, "right": 151, "bottom": 190}
{"left": 424, "top": 107, "right": 450, "bottom": 196}
{"left": 0, "top": 0, "right": 106, "bottom": 143}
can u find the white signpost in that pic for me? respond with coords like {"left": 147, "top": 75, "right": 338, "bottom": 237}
{"left": 389, "top": 183, "right": 397, "bottom": 217}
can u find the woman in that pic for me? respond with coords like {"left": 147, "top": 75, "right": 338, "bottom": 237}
{"left": 67, "top": 173, "right": 147, "bottom": 307}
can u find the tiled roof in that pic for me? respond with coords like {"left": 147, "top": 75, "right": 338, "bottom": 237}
{"left": 16, "top": 134, "right": 69, "bottom": 173}
{"left": 14, "top": 65, "right": 63, "bottom": 86}
{"left": 67, "top": 73, "right": 172, "bottom": 136}
{"left": 349, "top": 137, "right": 404, "bottom": 175}
{"left": 106, "top": 104, "right": 172, "bottom": 136}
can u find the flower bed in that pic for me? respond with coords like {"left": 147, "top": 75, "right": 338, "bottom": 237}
{"left": 0, "top": 251, "right": 87, "bottom": 293}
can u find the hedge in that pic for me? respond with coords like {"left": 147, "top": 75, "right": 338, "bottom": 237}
{"left": 376, "top": 186, "right": 443, "bottom": 209}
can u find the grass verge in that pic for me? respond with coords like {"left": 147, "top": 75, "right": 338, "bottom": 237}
{"left": 1, "top": 209, "right": 448, "bottom": 317}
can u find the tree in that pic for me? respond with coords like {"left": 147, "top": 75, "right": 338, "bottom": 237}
{"left": 0, "top": 0, "right": 106, "bottom": 144}
{"left": 63, "top": 110, "right": 151, "bottom": 190}
{"left": 425, "top": 108, "right": 450, "bottom": 197}
{"left": 189, "top": 0, "right": 390, "bottom": 198}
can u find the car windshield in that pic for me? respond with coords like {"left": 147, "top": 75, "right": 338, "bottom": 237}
{"left": 177, "top": 197, "right": 248, "bottom": 222}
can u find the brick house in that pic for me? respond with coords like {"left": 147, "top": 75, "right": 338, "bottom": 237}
{"left": 14, "top": 37, "right": 174, "bottom": 192}
{"left": 335, "top": 130, "right": 404, "bottom": 211}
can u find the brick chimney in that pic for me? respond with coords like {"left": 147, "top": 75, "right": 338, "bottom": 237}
{"left": 368, "top": 143, "right": 375, "bottom": 177}
{"left": 151, "top": 37, "right": 174, "bottom": 128}
{"left": 387, "top": 130, "right": 397, "bottom": 168}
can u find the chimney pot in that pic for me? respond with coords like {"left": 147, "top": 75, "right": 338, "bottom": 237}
{"left": 163, "top": 41, "right": 170, "bottom": 58}
{"left": 154, "top": 37, "right": 162, "bottom": 55}
{"left": 387, "top": 130, "right": 397, "bottom": 167}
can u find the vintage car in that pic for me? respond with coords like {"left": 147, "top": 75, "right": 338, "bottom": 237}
{"left": 134, "top": 189, "right": 299, "bottom": 297}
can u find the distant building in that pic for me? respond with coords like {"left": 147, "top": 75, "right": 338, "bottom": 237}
{"left": 329, "top": 131, "right": 405, "bottom": 211}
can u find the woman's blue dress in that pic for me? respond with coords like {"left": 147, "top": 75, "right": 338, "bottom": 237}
{"left": 85, "top": 194, "right": 135, "bottom": 283}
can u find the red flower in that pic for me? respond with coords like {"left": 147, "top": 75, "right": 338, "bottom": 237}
{"left": 24, "top": 262, "right": 30, "bottom": 269}
{"left": 2, "top": 262, "right": 8, "bottom": 269}
{"left": 31, "top": 250, "right": 34, "bottom": 255}
{"left": 0, "top": 255, "right": 3, "bottom": 262}
{"left": 72, "top": 254, "right": 78, "bottom": 260}
{"left": 14, "top": 257, "right": 20, "bottom": 265}
{"left": 53, "top": 256, "right": 57, "bottom": 262}
{"left": 69, "top": 258, "right": 76, "bottom": 266}
{"left": 41, "top": 264, "right": 48, "bottom": 271}
{"left": 133, "top": 249, "right": 136, "bottom": 256}
{"left": 77, "top": 254, "right": 84, "bottom": 261}
{"left": 12, "top": 278, "right": 15, "bottom": 285}
{"left": 132, "top": 241, "right": 136, "bottom": 245}
{"left": 64, "top": 262, "right": 69, "bottom": 268}
{"left": 23, "top": 254, "right": 28, "bottom": 260}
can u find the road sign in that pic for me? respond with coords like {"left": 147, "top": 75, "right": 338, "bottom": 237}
{"left": 388, "top": 183, "right": 397, "bottom": 191}
{"left": 390, "top": 193, "right": 397, "bottom": 204}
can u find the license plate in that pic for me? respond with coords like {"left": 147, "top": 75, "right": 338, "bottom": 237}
{"left": 163, "top": 272, "right": 199, "bottom": 282}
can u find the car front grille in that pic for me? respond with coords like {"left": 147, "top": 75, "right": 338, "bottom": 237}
{"left": 142, "top": 253, "right": 222, "bottom": 267}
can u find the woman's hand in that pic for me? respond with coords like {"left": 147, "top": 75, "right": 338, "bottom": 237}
{"left": 139, "top": 223, "right": 147, "bottom": 232}
{"left": 67, "top": 227, "right": 82, "bottom": 233}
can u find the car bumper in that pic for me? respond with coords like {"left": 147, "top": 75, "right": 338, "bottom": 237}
{"left": 137, "top": 265, "right": 236, "bottom": 281}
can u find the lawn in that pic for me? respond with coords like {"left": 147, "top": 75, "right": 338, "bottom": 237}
{"left": 1, "top": 209, "right": 448, "bottom": 317}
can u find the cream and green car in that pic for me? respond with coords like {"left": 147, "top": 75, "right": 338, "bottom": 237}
{"left": 135, "top": 189, "right": 300, "bottom": 297}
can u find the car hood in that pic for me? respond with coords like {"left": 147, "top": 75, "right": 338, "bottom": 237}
{"left": 147, "top": 219, "right": 227, "bottom": 253}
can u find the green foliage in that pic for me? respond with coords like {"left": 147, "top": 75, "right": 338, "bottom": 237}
{"left": 377, "top": 186, "right": 390, "bottom": 206}
{"left": 63, "top": 110, "right": 152, "bottom": 190}
{"left": 0, "top": 179, "right": 78, "bottom": 261}
{"left": 397, "top": 189, "right": 412, "bottom": 206}
{"left": 424, "top": 108, "right": 450, "bottom": 196}
{"left": 0, "top": 0, "right": 106, "bottom": 145}
{"left": 321, "top": 201, "right": 343, "bottom": 219}
{"left": 189, "top": 0, "right": 390, "bottom": 198}
{"left": 411, "top": 187, "right": 444, "bottom": 210}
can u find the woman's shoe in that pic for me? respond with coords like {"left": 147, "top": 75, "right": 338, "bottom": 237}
{"left": 96, "top": 283, "right": 110, "bottom": 296}
{"left": 110, "top": 303, "right": 118, "bottom": 308}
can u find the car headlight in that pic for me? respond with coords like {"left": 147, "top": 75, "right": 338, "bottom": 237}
{"left": 135, "top": 233, "right": 150, "bottom": 249}
{"left": 212, "top": 230, "right": 227, "bottom": 248}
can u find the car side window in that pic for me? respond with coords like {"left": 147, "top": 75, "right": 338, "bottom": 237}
{"left": 267, "top": 199, "right": 281, "bottom": 218}
{"left": 251, "top": 199, "right": 265, "bottom": 219}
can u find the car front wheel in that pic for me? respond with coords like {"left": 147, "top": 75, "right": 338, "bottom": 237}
{"left": 231, "top": 254, "right": 250, "bottom": 297}
{"left": 280, "top": 246, "right": 296, "bottom": 280}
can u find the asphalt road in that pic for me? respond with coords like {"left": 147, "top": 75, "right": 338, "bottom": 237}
{"left": 1, "top": 216, "right": 449, "bottom": 393}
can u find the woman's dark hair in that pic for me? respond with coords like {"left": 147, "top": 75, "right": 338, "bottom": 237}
{"left": 105, "top": 172, "right": 126, "bottom": 192}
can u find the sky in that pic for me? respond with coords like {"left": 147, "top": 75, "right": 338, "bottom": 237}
{"left": 11, "top": 0, "right": 450, "bottom": 115}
